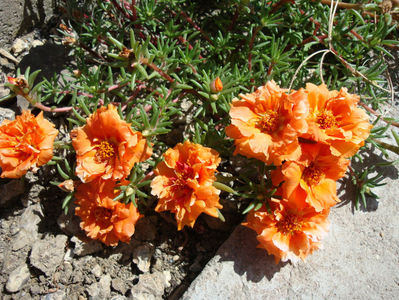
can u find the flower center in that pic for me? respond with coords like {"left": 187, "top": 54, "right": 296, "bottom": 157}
{"left": 169, "top": 161, "right": 195, "bottom": 202}
{"left": 302, "top": 163, "right": 323, "bottom": 185}
{"left": 276, "top": 214, "right": 302, "bottom": 235}
{"left": 316, "top": 109, "right": 336, "bottom": 129}
{"left": 256, "top": 110, "right": 279, "bottom": 133}
{"left": 94, "top": 207, "right": 113, "bottom": 223}
{"left": 96, "top": 140, "right": 115, "bottom": 162}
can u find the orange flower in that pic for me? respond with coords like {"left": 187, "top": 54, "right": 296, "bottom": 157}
{"left": 302, "top": 83, "right": 372, "bottom": 157}
{"left": 75, "top": 179, "right": 141, "bottom": 246}
{"left": 0, "top": 110, "right": 58, "bottom": 178}
{"left": 225, "top": 81, "right": 309, "bottom": 166}
{"left": 71, "top": 104, "right": 152, "bottom": 183}
{"left": 244, "top": 199, "right": 329, "bottom": 263}
{"left": 151, "top": 140, "right": 222, "bottom": 230}
{"left": 272, "top": 143, "right": 349, "bottom": 212}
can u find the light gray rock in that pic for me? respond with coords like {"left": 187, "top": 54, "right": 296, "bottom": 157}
{"left": 132, "top": 244, "right": 154, "bottom": 273}
{"left": 0, "top": 107, "right": 15, "bottom": 121}
{"left": 71, "top": 236, "right": 103, "bottom": 257}
{"left": 0, "top": 179, "right": 24, "bottom": 206}
{"left": 182, "top": 175, "right": 399, "bottom": 299}
{"left": 0, "top": 85, "right": 10, "bottom": 98}
{"left": 0, "top": 57, "right": 14, "bottom": 69}
{"left": 21, "top": 183, "right": 45, "bottom": 207}
{"left": 110, "top": 296, "right": 127, "bottom": 300}
{"left": 32, "top": 40, "right": 44, "bottom": 48}
{"left": 41, "top": 290, "right": 66, "bottom": 300}
{"left": 11, "top": 38, "right": 29, "bottom": 55}
{"left": 5, "top": 264, "right": 30, "bottom": 293}
{"left": 91, "top": 264, "right": 102, "bottom": 279}
{"left": 130, "top": 271, "right": 171, "bottom": 299}
{"left": 112, "top": 278, "right": 128, "bottom": 295}
{"left": 17, "top": 95, "right": 30, "bottom": 111}
{"left": 87, "top": 274, "right": 111, "bottom": 299}
{"left": 30, "top": 235, "right": 68, "bottom": 277}
{"left": 57, "top": 205, "right": 82, "bottom": 237}
{"left": 12, "top": 203, "right": 43, "bottom": 251}
{"left": 0, "top": 48, "right": 19, "bottom": 63}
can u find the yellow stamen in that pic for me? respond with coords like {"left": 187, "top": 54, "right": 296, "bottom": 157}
{"left": 257, "top": 110, "right": 279, "bottom": 133}
{"left": 316, "top": 109, "right": 336, "bottom": 129}
{"left": 302, "top": 163, "right": 324, "bottom": 185}
{"left": 96, "top": 140, "right": 115, "bottom": 162}
{"left": 94, "top": 207, "right": 113, "bottom": 225}
{"left": 276, "top": 214, "right": 302, "bottom": 235}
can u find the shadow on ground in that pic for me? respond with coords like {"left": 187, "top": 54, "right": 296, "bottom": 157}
{"left": 217, "top": 225, "right": 286, "bottom": 282}
{"left": 18, "top": 42, "right": 71, "bottom": 82}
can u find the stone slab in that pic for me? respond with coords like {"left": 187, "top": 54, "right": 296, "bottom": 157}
{"left": 182, "top": 167, "right": 399, "bottom": 299}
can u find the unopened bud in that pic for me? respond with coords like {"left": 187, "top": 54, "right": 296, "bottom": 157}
{"left": 7, "top": 76, "right": 29, "bottom": 95}
{"left": 119, "top": 47, "right": 134, "bottom": 59}
{"left": 210, "top": 77, "right": 223, "bottom": 93}
{"left": 58, "top": 179, "right": 75, "bottom": 192}
{"left": 125, "top": 187, "right": 134, "bottom": 196}
{"left": 62, "top": 36, "right": 76, "bottom": 46}
{"left": 59, "top": 23, "right": 72, "bottom": 33}
{"left": 73, "top": 69, "right": 82, "bottom": 78}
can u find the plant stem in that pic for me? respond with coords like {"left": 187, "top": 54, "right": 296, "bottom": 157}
{"left": 248, "top": 26, "right": 260, "bottom": 74}
{"left": 139, "top": 59, "right": 175, "bottom": 83}
{"left": 24, "top": 94, "right": 73, "bottom": 113}
{"left": 171, "top": 9, "right": 214, "bottom": 46}
{"left": 358, "top": 101, "right": 399, "bottom": 128}
{"left": 374, "top": 140, "right": 399, "bottom": 155}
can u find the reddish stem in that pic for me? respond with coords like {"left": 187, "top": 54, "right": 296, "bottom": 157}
{"left": 172, "top": 9, "right": 214, "bottom": 46}
{"left": 227, "top": 6, "right": 239, "bottom": 32}
{"left": 176, "top": 36, "right": 204, "bottom": 60}
{"left": 130, "top": 0, "right": 137, "bottom": 21}
{"left": 24, "top": 94, "right": 73, "bottom": 113}
{"left": 248, "top": 26, "right": 260, "bottom": 72}
{"left": 272, "top": 0, "right": 296, "bottom": 13}
{"left": 358, "top": 101, "right": 399, "bottom": 128}
{"left": 140, "top": 59, "right": 175, "bottom": 83}
{"left": 110, "top": 0, "right": 135, "bottom": 22}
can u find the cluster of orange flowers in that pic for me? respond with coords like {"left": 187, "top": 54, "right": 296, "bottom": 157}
{"left": 227, "top": 81, "right": 372, "bottom": 263}
{"left": 71, "top": 104, "right": 152, "bottom": 246}
{"left": 0, "top": 102, "right": 224, "bottom": 246}
{"left": 71, "top": 105, "right": 222, "bottom": 242}
{"left": 0, "top": 79, "right": 371, "bottom": 257}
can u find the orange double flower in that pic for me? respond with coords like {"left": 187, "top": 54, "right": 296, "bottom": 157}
{"left": 75, "top": 179, "right": 141, "bottom": 246}
{"left": 244, "top": 199, "right": 329, "bottom": 264}
{"left": 226, "top": 80, "right": 309, "bottom": 166}
{"left": 151, "top": 140, "right": 222, "bottom": 230}
{"left": 71, "top": 104, "right": 152, "bottom": 183}
{"left": 0, "top": 110, "right": 58, "bottom": 178}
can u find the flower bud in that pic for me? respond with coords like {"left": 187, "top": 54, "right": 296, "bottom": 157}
{"left": 119, "top": 47, "right": 134, "bottom": 59}
{"left": 62, "top": 36, "right": 76, "bottom": 46}
{"left": 58, "top": 179, "right": 75, "bottom": 192}
{"left": 7, "top": 76, "right": 29, "bottom": 96}
{"left": 73, "top": 70, "right": 82, "bottom": 78}
{"left": 210, "top": 77, "right": 223, "bottom": 93}
{"left": 59, "top": 23, "right": 72, "bottom": 33}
